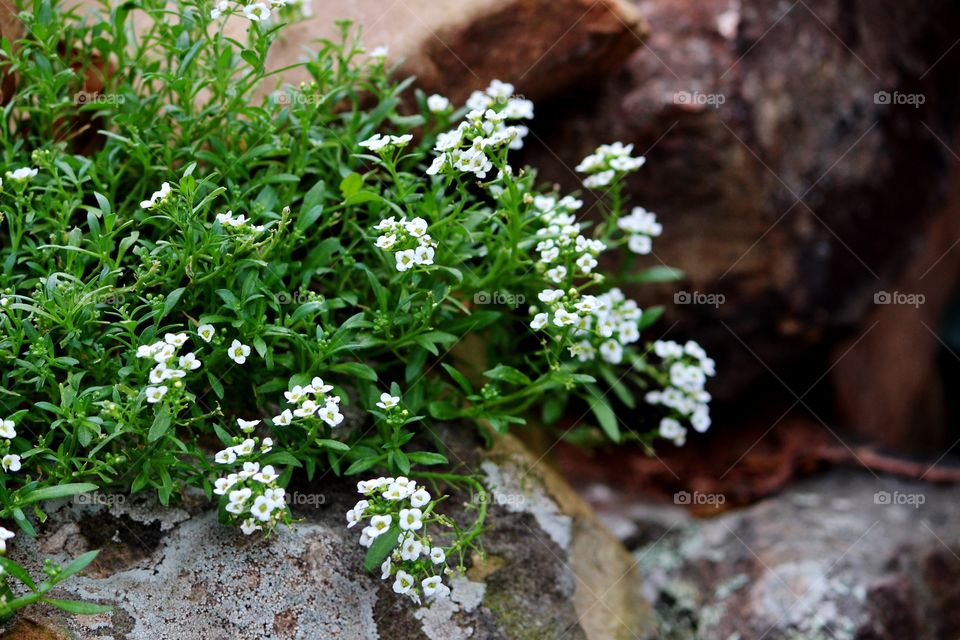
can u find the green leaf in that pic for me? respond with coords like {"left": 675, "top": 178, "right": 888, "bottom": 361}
{"left": 638, "top": 305, "right": 665, "bottom": 330}
{"left": 363, "top": 525, "right": 401, "bottom": 572}
{"left": 626, "top": 266, "right": 685, "bottom": 283}
{"left": 51, "top": 550, "right": 99, "bottom": 585}
{"left": 586, "top": 391, "right": 620, "bottom": 442}
{"left": 147, "top": 404, "right": 172, "bottom": 442}
{"left": 161, "top": 287, "right": 185, "bottom": 319}
{"left": 20, "top": 483, "right": 98, "bottom": 506}
{"left": 484, "top": 364, "right": 532, "bottom": 386}
{"left": 407, "top": 451, "right": 448, "bottom": 466}
{"left": 428, "top": 401, "right": 460, "bottom": 420}
{"left": 0, "top": 557, "right": 36, "bottom": 590}
{"left": 344, "top": 190, "right": 379, "bottom": 205}
{"left": 330, "top": 362, "right": 377, "bottom": 381}
{"left": 441, "top": 363, "right": 473, "bottom": 395}
{"left": 240, "top": 49, "right": 261, "bottom": 69}
{"left": 345, "top": 456, "right": 381, "bottom": 476}
{"left": 339, "top": 172, "right": 363, "bottom": 199}
{"left": 316, "top": 439, "right": 350, "bottom": 452}
{"left": 42, "top": 598, "right": 112, "bottom": 615}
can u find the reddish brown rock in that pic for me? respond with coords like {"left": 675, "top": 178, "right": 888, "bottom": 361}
{"left": 240, "top": 0, "right": 647, "bottom": 103}
{"left": 521, "top": 0, "right": 960, "bottom": 449}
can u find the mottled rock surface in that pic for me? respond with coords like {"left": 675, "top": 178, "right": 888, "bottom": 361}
{"left": 0, "top": 432, "right": 655, "bottom": 640}
{"left": 583, "top": 469, "right": 960, "bottom": 640}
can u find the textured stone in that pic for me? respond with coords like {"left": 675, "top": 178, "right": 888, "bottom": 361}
{"left": 0, "top": 432, "right": 655, "bottom": 640}
{"left": 583, "top": 469, "right": 960, "bottom": 639}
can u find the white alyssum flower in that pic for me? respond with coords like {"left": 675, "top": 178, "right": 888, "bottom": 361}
{"left": 228, "top": 339, "right": 251, "bottom": 364}
{"left": 618, "top": 206, "right": 662, "bottom": 254}
{"left": 1, "top": 454, "right": 20, "bottom": 472}
{"left": 393, "top": 570, "right": 414, "bottom": 594}
{"left": 369, "top": 45, "right": 389, "bottom": 59}
{"left": 422, "top": 575, "right": 450, "bottom": 599}
{"left": 349, "top": 476, "right": 449, "bottom": 605}
{"left": 409, "top": 488, "right": 431, "bottom": 508}
{"left": 398, "top": 508, "right": 423, "bottom": 531}
{"left": 214, "top": 475, "right": 238, "bottom": 495}
{"left": 359, "top": 133, "right": 413, "bottom": 154}
{"left": 373, "top": 216, "right": 437, "bottom": 272}
{"left": 237, "top": 418, "right": 260, "bottom": 433}
{"left": 145, "top": 385, "right": 168, "bottom": 403}
{"left": 140, "top": 182, "right": 172, "bottom": 209}
{"left": 426, "top": 94, "right": 450, "bottom": 112}
{"left": 426, "top": 79, "right": 533, "bottom": 181}
{"left": 6, "top": 167, "right": 37, "bottom": 182}
{"left": 400, "top": 534, "right": 423, "bottom": 560}
{"left": 242, "top": 2, "right": 271, "bottom": 21}
{"left": 213, "top": 427, "right": 291, "bottom": 535}
{"left": 376, "top": 392, "right": 400, "bottom": 410}
{"left": 576, "top": 142, "right": 645, "bottom": 189}
{"left": 645, "top": 339, "right": 716, "bottom": 443}
{"left": 0, "top": 526, "right": 14, "bottom": 552}
{"left": 210, "top": 0, "right": 230, "bottom": 18}
{"left": 318, "top": 402, "right": 344, "bottom": 427}
{"left": 0, "top": 419, "right": 15, "bottom": 440}
{"left": 215, "top": 449, "right": 237, "bottom": 464}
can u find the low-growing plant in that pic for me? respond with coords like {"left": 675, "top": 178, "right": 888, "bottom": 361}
{"left": 0, "top": 0, "right": 714, "bottom": 608}
{"left": 0, "top": 528, "right": 111, "bottom": 619}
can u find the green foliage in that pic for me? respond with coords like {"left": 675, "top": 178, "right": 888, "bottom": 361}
{"left": 0, "top": 0, "right": 714, "bottom": 614}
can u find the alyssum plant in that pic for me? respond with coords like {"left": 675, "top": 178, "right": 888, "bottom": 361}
{"left": 0, "top": 0, "right": 715, "bottom": 610}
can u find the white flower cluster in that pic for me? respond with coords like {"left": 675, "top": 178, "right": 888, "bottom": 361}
{"left": 210, "top": 0, "right": 308, "bottom": 22}
{"left": 271, "top": 376, "right": 344, "bottom": 428}
{"left": 215, "top": 210, "right": 267, "bottom": 238}
{"left": 139, "top": 181, "right": 171, "bottom": 210}
{"left": 617, "top": 206, "right": 662, "bottom": 255}
{"left": 359, "top": 133, "right": 413, "bottom": 154}
{"left": 530, "top": 194, "right": 608, "bottom": 284}
{"left": 576, "top": 142, "right": 646, "bottom": 189}
{"left": 135, "top": 333, "right": 202, "bottom": 404}
{"left": 349, "top": 476, "right": 450, "bottom": 605}
{"left": 372, "top": 216, "right": 436, "bottom": 272}
{"left": 0, "top": 418, "right": 20, "bottom": 473}
{"left": 645, "top": 340, "right": 716, "bottom": 445}
{"left": 531, "top": 287, "right": 642, "bottom": 365}
{"left": 213, "top": 431, "right": 288, "bottom": 536}
{"left": 425, "top": 79, "right": 533, "bottom": 179}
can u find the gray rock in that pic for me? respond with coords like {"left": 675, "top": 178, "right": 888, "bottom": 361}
{"left": 0, "top": 433, "right": 655, "bottom": 640}
{"left": 608, "top": 470, "right": 960, "bottom": 640}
